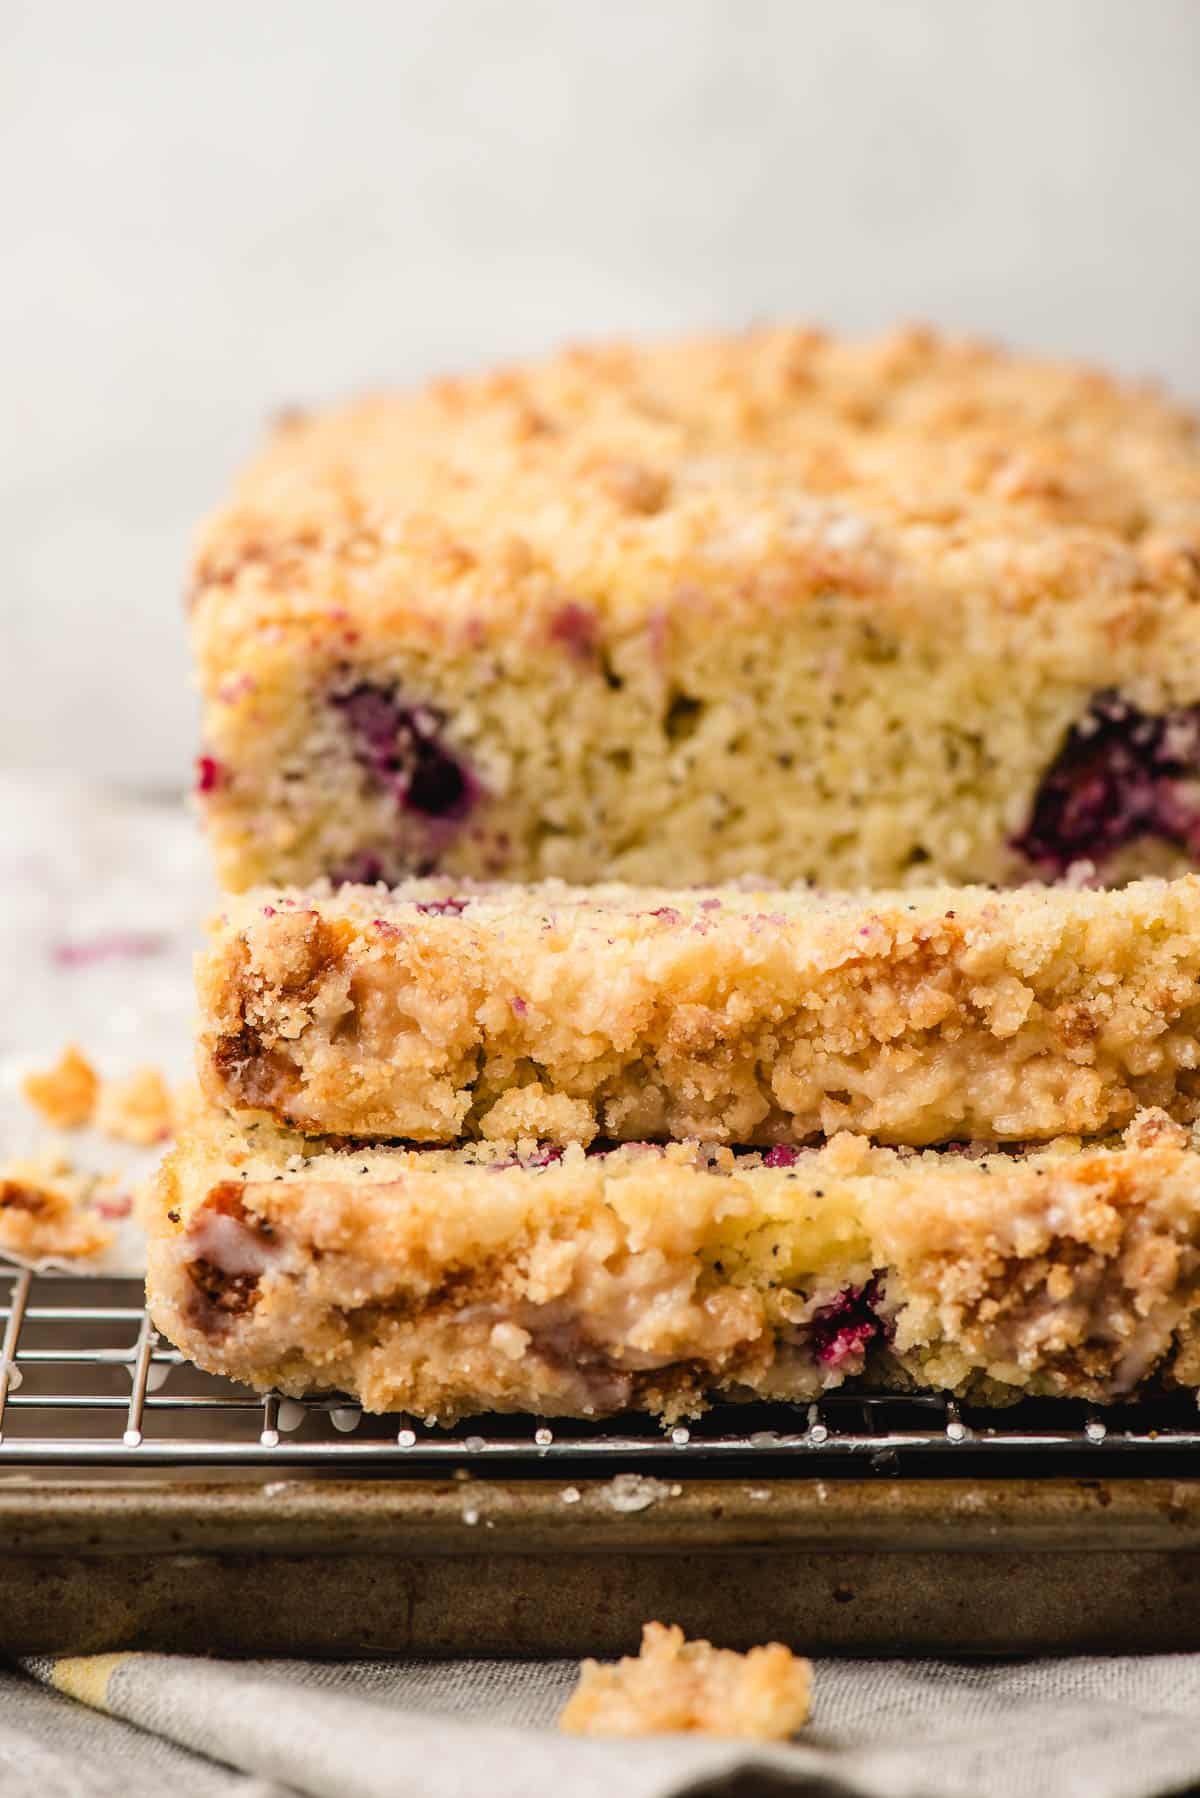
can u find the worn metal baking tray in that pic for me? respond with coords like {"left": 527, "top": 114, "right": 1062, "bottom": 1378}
{"left": 4, "top": 1267, "right": 1200, "bottom": 1655}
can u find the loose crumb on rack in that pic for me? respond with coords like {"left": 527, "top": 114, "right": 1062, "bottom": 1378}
{"left": 21, "top": 1043, "right": 99, "bottom": 1130}
{"left": 0, "top": 1154, "right": 114, "bottom": 1262}
{"left": 559, "top": 1622, "right": 812, "bottom": 1739}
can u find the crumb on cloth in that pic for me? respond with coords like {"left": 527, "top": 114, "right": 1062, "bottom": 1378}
{"left": 0, "top": 1155, "right": 113, "bottom": 1262}
{"left": 559, "top": 1622, "right": 812, "bottom": 1740}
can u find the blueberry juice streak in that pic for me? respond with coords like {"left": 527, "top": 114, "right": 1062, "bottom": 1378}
{"left": 1015, "top": 691, "right": 1200, "bottom": 874}
{"left": 807, "top": 1276, "right": 887, "bottom": 1372}
{"left": 330, "top": 851, "right": 388, "bottom": 886}
{"left": 330, "top": 682, "right": 481, "bottom": 881}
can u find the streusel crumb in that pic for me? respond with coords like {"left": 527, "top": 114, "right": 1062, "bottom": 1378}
{"left": 22, "top": 1044, "right": 99, "bottom": 1130}
{"left": 559, "top": 1623, "right": 811, "bottom": 1739}
{"left": 23, "top": 1045, "right": 183, "bottom": 1148}
{"left": 94, "top": 1067, "right": 174, "bottom": 1146}
{"left": 0, "top": 1155, "right": 113, "bottom": 1262}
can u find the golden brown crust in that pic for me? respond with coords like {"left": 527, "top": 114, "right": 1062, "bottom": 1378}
{"left": 192, "top": 325, "right": 1200, "bottom": 649}
{"left": 197, "top": 875, "right": 1200, "bottom": 1147}
{"left": 560, "top": 1623, "right": 811, "bottom": 1739}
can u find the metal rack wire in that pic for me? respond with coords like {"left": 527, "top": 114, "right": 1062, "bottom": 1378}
{"left": 3, "top": 1265, "right": 1199, "bottom": 1472}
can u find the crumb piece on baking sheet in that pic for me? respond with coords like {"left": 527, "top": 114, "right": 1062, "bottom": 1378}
{"left": 0, "top": 1155, "right": 113, "bottom": 1262}
{"left": 559, "top": 1622, "right": 811, "bottom": 1740}
{"left": 602, "top": 1472, "right": 675, "bottom": 1513}
{"left": 21, "top": 1044, "right": 99, "bottom": 1130}
{"left": 94, "top": 1066, "right": 174, "bottom": 1146}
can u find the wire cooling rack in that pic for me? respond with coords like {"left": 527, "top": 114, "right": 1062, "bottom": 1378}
{"left": 4, "top": 1265, "right": 1200, "bottom": 1472}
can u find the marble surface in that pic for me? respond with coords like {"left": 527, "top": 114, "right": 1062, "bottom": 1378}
{"left": 0, "top": 776, "right": 212, "bottom": 1270}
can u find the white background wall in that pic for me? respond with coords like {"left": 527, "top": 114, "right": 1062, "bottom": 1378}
{"left": 4, "top": 0, "right": 1200, "bottom": 789}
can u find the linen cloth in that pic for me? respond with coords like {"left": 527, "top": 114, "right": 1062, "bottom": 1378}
{"left": 5, "top": 1652, "right": 1200, "bottom": 1798}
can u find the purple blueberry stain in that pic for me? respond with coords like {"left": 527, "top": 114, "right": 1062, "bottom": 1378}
{"left": 762, "top": 1145, "right": 800, "bottom": 1169}
{"left": 547, "top": 602, "right": 598, "bottom": 661}
{"left": 332, "top": 852, "right": 387, "bottom": 887}
{"left": 487, "top": 1143, "right": 564, "bottom": 1171}
{"left": 51, "top": 932, "right": 166, "bottom": 969}
{"left": 808, "top": 1276, "right": 887, "bottom": 1370}
{"left": 196, "top": 755, "right": 225, "bottom": 795}
{"left": 332, "top": 682, "right": 480, "bottom": 824}
{"left": 525, "top": 1144, "right": 565, "bottom": 1168}
{"left": 1015, "top": 691, "right": 1200, "bottom": 874}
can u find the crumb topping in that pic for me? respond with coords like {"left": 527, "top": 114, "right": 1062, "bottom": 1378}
{"left": 192, "top": 325, "right": 1200, "bottom": 651}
